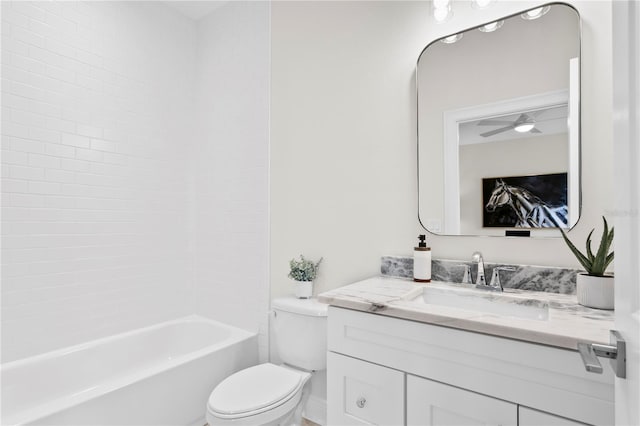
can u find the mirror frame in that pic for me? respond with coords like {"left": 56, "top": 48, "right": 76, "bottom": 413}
{"left": 416, "top": 2, "right": 582, "bottom": 238}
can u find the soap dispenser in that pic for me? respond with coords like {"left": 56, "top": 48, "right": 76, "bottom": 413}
{"left": 413, "top": 234, "right": 431, "bottom": 283}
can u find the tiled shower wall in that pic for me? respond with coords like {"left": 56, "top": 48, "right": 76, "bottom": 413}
{"left": 1, "top": 1, "right": 270, "bottom": 362}
{"left": 1, "top": 2, "right": 197, "bottom": 361}
{"left": 193, "top": 2, "right": 270, "bottom": 362}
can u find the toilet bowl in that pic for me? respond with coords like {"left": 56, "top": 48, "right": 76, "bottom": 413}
{"left": 206, "top": 297, "right": 328, "bottom": 426}
{"left": 206, "top": 364, "right": 311, "bottom": 426}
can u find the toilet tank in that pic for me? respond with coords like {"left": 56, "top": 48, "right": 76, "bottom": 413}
{"left": 271, "top": 297, "right": 328, "bottom": 371}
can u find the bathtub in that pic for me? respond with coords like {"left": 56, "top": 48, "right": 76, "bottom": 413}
{"left": 1, "top": 315, "right": 258, "bottom": 426}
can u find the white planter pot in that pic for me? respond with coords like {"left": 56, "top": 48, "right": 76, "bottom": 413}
{"left": 576, "top": 273, "right": 614, "bottom": 310}
{"left": 294, "top": 281, "right": 313, "bottom": 299}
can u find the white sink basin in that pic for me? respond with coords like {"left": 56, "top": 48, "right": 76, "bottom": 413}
{"left": 412, "top": 285, "right": 549, "bottom": 321}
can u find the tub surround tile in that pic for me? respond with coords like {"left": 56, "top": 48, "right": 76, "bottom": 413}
{"left": 318, "top": 277, "right": 614, "bottom": 350}
{"left": 382, "top": 256, "right": 579, "bottom": 294}
{"left": 1, "top": 1, "right": 198, "bottom": 361}
{"left": 1, "top": 0, "right": 271, "bottom": 363}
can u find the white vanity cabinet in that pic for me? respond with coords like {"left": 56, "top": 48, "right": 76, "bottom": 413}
{"left": 407, "top": 375, "right": 516, "bottom": 426}
{"left": 327, "top": 306, "right": 613, "bottom": 426}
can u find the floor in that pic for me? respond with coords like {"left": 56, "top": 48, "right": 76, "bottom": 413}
{"left": 206, "top": 419, "right": 319, "bottom": 426}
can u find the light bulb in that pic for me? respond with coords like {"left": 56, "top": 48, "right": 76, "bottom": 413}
{"left": 433, "top": 0, "right": 450, "bottom": 9}
{"left": 478, "top": 20, "right": 503, "bottom": 32}
{"left": 433, "top": 6, "right": 451, "bottom": 22}
{"left": 514, "top": 123, "right": 535, "bottom": 133}
{"left": 521, "top": 6, "right": 551, "bottom": 20}
{"left": 441, "top": 33, "right": 463, "bottom": 44}
{"left": 471, "top": 0, "right": 492, "bottom": 9}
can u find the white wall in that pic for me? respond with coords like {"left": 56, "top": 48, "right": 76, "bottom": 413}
{"left": 193, "top": 1, "right": 270, "bottom": 361}
{"left": 1, "top": 1, "right": 197, "bottom": 361}
{"left": 271, "top": 1, "right": 427, "bottom": 298}
{"left": 270, "top": 0, "right": 613, "bottom": 298}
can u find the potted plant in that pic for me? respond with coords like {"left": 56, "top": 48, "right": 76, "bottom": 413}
{"left": 560, "top": 217, "right": 614, "bottom": 309}
{"left": 289, "top": 255, "right": 323, "bottom": 299}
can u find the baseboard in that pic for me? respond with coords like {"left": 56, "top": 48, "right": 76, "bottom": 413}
{"left": 187, "top": 417, "right": 206, "bottom": 426}
{"left": 303, "top": 395, "right": 327, "bottom": 425}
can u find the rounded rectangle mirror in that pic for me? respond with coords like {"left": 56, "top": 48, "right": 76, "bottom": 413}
{"left": 417, "top": 3, "right": 581, "bottom": 237}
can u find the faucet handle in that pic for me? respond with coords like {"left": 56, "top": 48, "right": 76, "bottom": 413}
{"left": 490, "top": 267, "right": 516, "bottom": 290}
{"left": 456, "top": 264, "right": 473, "bottom": 284}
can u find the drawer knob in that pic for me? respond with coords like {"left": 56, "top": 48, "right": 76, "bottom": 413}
{"left": 356, "top": 397, "right": 366, "bottom": 408}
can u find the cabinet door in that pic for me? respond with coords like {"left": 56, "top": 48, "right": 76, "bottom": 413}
{"left": 327, "top": 352, "right": 404, "bottom": 425}
{"left": 407, "top": 375, "right": 516, "bottom": 426}
{"left": 519, "top": 407, "right": 590, "bottom": 426}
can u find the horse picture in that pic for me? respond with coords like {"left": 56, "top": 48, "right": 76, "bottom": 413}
{"left": 482, "top": 173, "right": 569, "bottom": 228}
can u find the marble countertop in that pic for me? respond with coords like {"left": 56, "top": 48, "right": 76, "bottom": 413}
{"left": 318, "top": 276, "right": 615, "bottom": 350}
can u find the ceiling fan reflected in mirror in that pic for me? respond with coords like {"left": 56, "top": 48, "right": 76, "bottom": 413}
{"left": 458, "top": 104, "right": 569, "bottom": 146}
{"left": 477, "top": 113, "right": 543, "bottom": 137}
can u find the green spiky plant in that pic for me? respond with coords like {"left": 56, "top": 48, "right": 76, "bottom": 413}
{"left": 288, "top": 255, "right": 323, "bottom": 282}
{"left": 559, "top": 216, "right": 614, "bottom": 276}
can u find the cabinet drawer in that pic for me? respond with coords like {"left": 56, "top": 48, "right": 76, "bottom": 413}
{"left": 407, "top": 374, "right": 517, "bottom": 426}
{"left": 327, "top": 352, "right": 404, "bottom": 425}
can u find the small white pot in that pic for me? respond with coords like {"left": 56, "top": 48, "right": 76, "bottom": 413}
{"left": 294, "top": 281, "right": 313, "bottom": 299}
{"left": 576, "top": 273, "right": 614, "bottom": 310}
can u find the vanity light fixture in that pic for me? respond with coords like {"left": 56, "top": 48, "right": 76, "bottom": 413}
{"left": 478, "top": 20, "right": 504, "bottom": 32}
{"left": 432, "top": 0, "right": 452, "bottom": 23}
{"left": 441, "top": 33, "right": 463, "bottom": 44}
{"left": 471, "top": 0, "right": 493, "bottom": 10}
{"left": 521, "top": 6, "right": 551, "bottom": 20}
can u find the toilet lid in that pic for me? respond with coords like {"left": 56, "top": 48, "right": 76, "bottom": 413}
{"left": 208, "top": 364, "right": 303, "bottom": 416}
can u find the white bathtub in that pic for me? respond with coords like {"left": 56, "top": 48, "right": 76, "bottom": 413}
{"left": 1, "top": 315, "right": 258, "bottom": 426}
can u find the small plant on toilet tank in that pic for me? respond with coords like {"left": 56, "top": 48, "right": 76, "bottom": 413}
{"left": 560, "top": 217, "right": 615, "bottom": 309}
{"left": 289, "top": 255, "right": 322, "bottom": 299}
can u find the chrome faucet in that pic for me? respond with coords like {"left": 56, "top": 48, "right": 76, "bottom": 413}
{"left": 472, "top": 252, "right": 487, "bottom": 287}
{"left": 473, "top": 252, "right": 511, "bottom": 292}
{"left": 457, "top": 264, "right": 473, "bottom": 284}
{"left": 489, "top": 266, "right": 516, "bottom": 291}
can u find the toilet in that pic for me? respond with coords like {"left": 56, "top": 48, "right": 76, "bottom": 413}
{"left": 206, "top": 297, "right": 328, "bottom": 426}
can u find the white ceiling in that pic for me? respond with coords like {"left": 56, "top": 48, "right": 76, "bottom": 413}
{"left": 163, "top": 1, "right": 227, "bottom": 21}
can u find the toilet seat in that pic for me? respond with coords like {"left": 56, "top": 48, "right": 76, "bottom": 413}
{"left": 207, "top": 363, "right": 311, "bottom": 425}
